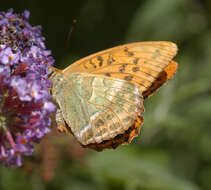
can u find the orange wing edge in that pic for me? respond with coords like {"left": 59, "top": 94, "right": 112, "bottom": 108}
{"left": 142, "top": 60, "right": 178, "bottom": 99}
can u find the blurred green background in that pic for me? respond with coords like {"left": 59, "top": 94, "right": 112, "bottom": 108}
{"left": 1, "top": 0, "right": 211, "bottom": 190}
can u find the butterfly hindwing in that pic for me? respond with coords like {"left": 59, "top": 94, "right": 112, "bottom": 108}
{"left": 63, "top": 41, "right": 178, "bottom": 97}
{"left": 52, "top": 72, "right": 144, "bottom": 150}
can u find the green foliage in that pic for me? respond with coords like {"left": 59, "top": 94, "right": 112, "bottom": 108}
{"left": 1, "top": 0, "right": 211, "bottom": 189}
{"left": 86, "top": 148, "right": 200, "bottom": 190}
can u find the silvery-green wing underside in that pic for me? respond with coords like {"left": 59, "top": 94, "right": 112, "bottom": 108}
{"left": 52, "top": 72, "right": 144, "bottom": 146}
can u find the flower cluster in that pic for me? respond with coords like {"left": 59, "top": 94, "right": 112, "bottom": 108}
{"left": 0, "top": 9, "right": 55, "bottom": 166}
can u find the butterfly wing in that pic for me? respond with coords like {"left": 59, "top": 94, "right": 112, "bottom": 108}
{"left": 63, "top": 41, "right": 178, "bottom": 98}
{"left": 52, "top": 72, "right": 144, "bottom": 151}
{"left": 143, "top": 60, "right": 178, "bottom": 98}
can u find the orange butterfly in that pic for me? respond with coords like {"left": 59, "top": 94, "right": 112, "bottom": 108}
{"left": 50, "top": 41, "right": 178, "bottom": 151}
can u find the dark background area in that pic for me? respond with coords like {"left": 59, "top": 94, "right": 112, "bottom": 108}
{"left": 0, "top": 0, "right": 211, "bottom": 190}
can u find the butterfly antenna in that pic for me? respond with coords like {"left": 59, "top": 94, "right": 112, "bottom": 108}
{"left": 66, "top": 19, "right": 77, "bottom": 49}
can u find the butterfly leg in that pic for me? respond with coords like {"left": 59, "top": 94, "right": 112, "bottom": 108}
{"left": 55, "top": 108, "right": 69, "bottom": 133}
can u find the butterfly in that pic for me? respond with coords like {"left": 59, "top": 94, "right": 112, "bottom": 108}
{"left": 50, "top": 41, "right": 178, "bottom": 151}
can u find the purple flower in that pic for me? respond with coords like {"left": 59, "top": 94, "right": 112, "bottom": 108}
{"left": 0, "top": 18, "right": 8, "bottom": 26}
{"left": 0, "top": 47, "right": 20, "bottom": 65}
{"left": 0, "top": 9, "right": 56, "bottom": 167}
{"left": 22, "top": 10, "right": 30, "bottom": 20}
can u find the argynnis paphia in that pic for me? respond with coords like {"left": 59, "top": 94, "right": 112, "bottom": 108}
{"left": 50, "top": 41, "right": 178, "bottom": 151}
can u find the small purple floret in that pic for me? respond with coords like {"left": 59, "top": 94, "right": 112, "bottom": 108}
{"left": 0, "top": 9, "right": 55, "bottom": 167}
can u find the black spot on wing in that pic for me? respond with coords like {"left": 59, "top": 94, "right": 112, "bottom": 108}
{"left": 132, "top": 66, "right": 140, "bottom": 72}
{"left": 107, "top": 56, "right": 115, "bottom": 65}
{"left": 124, "top": 47, "right": 134, "bottom": 56}
{"left": 105, "top": 73, "right": 111, "bottom": 77}
{"left": 97, "top": 56, "right": 103, "bottom": 67}
{"left": 124, "top": 76, "right": 133, "bottom": 81}
{"left": 119, "top": 64, "right": 128, "bottom": 72}
{"left": 89, "top": 59, "right": 96, "bottom": 68}
{"left": 133, "top": 58, "right": 139, "bottom": 64}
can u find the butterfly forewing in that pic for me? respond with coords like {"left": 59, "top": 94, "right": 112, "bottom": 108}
{"left": 63, "top": 41, "right": 178, "bottom": 97}
{"left": 52, "top": 72, "right": 144, "bottom": 147}
{"left": 143, "top": 60, "right": 178, "bottom": 98}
